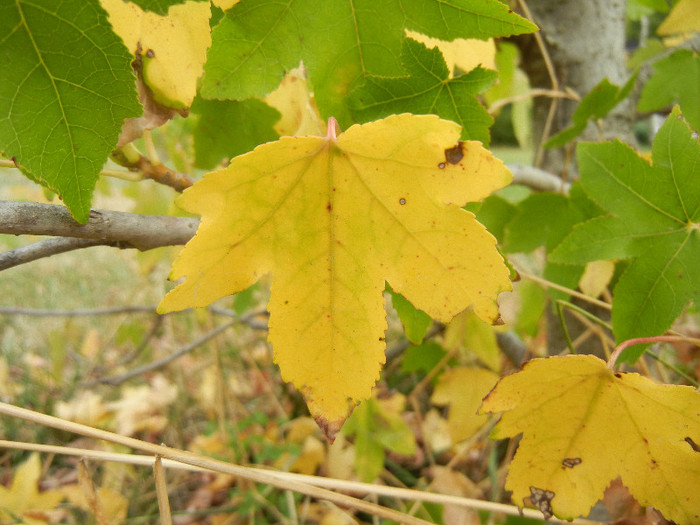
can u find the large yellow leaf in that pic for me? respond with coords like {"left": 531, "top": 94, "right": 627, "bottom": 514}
{"left": 159, "top": 114, "right": 512, "bottom": 438}
{"left": 479, "top": 355, "right": 700, "bottom": 524}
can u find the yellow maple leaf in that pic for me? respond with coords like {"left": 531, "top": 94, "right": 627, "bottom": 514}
{"left": 158, "top": 114, "right": 512, "bottom": 437}
{"left": 101, "top": 0, "right": 211, "bottom": 109}
{"left": 432, "top": 366, "right": 500, "bottom": 444}
{"left": 479, "top": 355, "right": 700, "bottom": 524}
{"left": 0, "top": 453, "right": 64, "bottom": 525}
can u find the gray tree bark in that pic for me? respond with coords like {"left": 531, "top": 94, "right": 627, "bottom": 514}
{"left": 515, "top": 0, "right": 634, "bottom": 356}
{"left": 518, "top": 0, "right": 635, "bottom": 174}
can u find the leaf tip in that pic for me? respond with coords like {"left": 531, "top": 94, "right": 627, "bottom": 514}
{"left": 313, "top": 415, "right": 345, "bottom": 443}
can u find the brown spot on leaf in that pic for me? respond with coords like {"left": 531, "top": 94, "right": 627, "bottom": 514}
{"left": 438, "top": 162, "right": 446, "bottom": 169}
{"left": 615, "top": 372, "right": 623, "bottom": 378}
{"left": 326, "top": 202, "right": 332, "bottom": 211}
{"left": 444, "top": 142, "right": 465, "bottom": 164}
{"left": 686, "top": 436, "right": 700, "bottom": 452}
{"left": 145, "top": 49, "right": 155, "bottom": 58}
{"left": 527, "top": 487, "right": 555, "bottom": 519}
{"left": 399, "top": 198, "right": 406, "bottom": 205}
{"left": 562, "top": 457, "right": 582, "bottom": 469}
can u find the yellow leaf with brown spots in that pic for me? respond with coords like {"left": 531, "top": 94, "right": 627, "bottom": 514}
{"left": 480, "top": 355, "right": 700, "bottom": 524}
{"left": 158, "top": 114, "right": 511, "bottom": 439}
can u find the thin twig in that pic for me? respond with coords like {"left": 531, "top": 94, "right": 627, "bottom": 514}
{"left": 607, "top": 335, "right": 700, "bottom": 371}
{"left": 0, "top": 238, "right": 108, "bottom": 270}
{"left": 81, "top": 320, "right": 237, "bottom": 387}
{"left": 154, "top": 456, "right": 173, "bottom": 525}
{"left": 518, "top": 269, "right": 612, "bottom": 310}
{"left": 516, "top": 0, "right": 561, "bottom": 168}
{"left": 0, "top": 305, "right": 157, "bottom": 316}
{"left": 0, "top": 410, "right": 432, "bottom": 525}
{"left": 508, "top": 163, "right": 570, "bottom": 194}
{"left": 0, "top": 439, "right": 599, "bottom": 525}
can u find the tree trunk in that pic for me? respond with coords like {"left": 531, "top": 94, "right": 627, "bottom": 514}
{"left": 519, "top": 0, "right": 635, "bottom": 174}
{"left": 515, "top": 0, "right": 634, "bottom": 356}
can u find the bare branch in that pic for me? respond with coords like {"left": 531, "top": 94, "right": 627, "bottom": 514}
{"left": 0, "top": 305, "right": 156, "bottom": 316}
{"left": 83, "top": 320, "right": 237, "bottom": 387}
{"left": 508, "top": 163, "right": 571, "bottom": 194}
{"left": 0, "top": 201, "right": 198, "bottom": 251}
{"left": 0, "top": 237, "right": 107, "bottom": 270}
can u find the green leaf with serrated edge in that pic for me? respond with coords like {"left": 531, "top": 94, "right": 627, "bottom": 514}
{"left": 546, "top": 74, "right": 637, "bottom": 148}
{"left": 638, "top": 50, "right": 700, "bottom": 131}
{"left": 192, "top": 97, "right": 280, "bottom": 170}
{"left": 0, "top": 0, "right": 141, "bottom": 223}
{"left": 350, "top": 38, "right": 496, "bottom": 144}
{"left": 390, "top": 289, "right": 432, "bottom": 345}
{"left": 551, "top": 108, "right": 700, "bottom": 362}
{"left": 200, "top": 0, "right": 536, "bottom": 125}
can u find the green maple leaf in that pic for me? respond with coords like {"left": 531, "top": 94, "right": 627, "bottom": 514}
{"left": 350, "top": 38, "right": 496, "bottom": 145}
{"left": 191, "top": 97, "right": 280, "bottom": 170}
{"left": 0, "top": 0, "right": 141, "bottom": 223}
{"left": 638, "top": 50, "right": 700, "bottom": 132}
{"left": 550, "top": 107, "right": 700, "bottom": 360}
{"left": 200, "top": 0, "right": 536, "bottom": 124}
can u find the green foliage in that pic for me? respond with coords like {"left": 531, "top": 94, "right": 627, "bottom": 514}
{"left": 390, "top": 288, "right": 432, "bottom": 345}
{"left": 200, "top": 0, "right": 535, "bottom": 125}
{"left": 350, "top": 38, "right": 496, "bottom": 144}
{"left": 638, "top": 50, "right": 700, "bottom": 131}
{"left": 191, "top": 97, "right": 280, "bottom": 170}
{"left": 551, "top": 108, "right": 700, "bottom": 361}
{"left": 0, "top": 0, "right": 141, "bottom": 222}
{"left": 545, "top": 75, "right": 637, "bottom": 147}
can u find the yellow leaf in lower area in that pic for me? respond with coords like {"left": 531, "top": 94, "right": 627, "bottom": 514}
{"left": 158, "top": 114, "right": 512, "bottom": 438}
{"left": 444, "top": 310, "right": 502, "bottom": 371}
{"left": 0, "top": 454, "right": 64, "bottom": 525}
{"left": 62, "top": 484, "right": 129, "bottom": 525}
{"left": 479, "top": 355, "right": 700, "bottom": 524}
{"left": 101, "top": 0, "right": 211, "bottom": 108}
{"left": 432, "top": 367, "right": 499, "bottom": 444}
{"left": 578, "top": 259, "right": 615, "bottom": 298}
